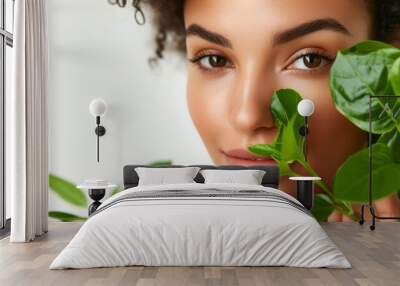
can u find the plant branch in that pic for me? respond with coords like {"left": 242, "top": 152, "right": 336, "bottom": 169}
{"left": 296, "top": 159, "right": 359, "bottom": 221}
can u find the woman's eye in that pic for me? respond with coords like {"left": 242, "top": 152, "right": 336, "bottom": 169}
{"left": 288, "top": 54, "right": 332, "bottom": 71}
{"left": 192, "top": 54, "right": 230, "bottom": 70}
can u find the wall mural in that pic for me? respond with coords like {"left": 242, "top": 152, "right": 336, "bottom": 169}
{"left": 48, "top": 0, "right": 400, "bottom": 222}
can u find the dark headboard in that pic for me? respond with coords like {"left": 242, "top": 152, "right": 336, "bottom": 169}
{"left": 123, "top": 165, "right": 280, "bottom": 189}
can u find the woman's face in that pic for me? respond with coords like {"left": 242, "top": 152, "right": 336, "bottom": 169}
{"left": 184, "top": 0, "right": 371, "bottom": 194}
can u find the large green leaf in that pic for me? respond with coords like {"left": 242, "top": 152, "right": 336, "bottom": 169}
{"left": 276, "top": 116, "right": 305, "bottom": 162}
{"left": 249, "top": 89, "right": 304, "bottom": 164}
{"left": 389, "top": 57, "right": 400, "bottom": 96}
{"left": 249, "top": 89, "right": 305, "bottom": 178}
{"left": 271, "top": 90, "right": 304, "bottom": 162}
{"left": 49, "top": 174, "right": 87, "bottom": 207}
{"left": 342, "top": 40, "right": 394, "bottom": 53}
{"left": 48, "top": 211, "right": 86, "bottom": 222}
{"left": 378, "top": 129, "right": 400, "bottom": 162}
{"left": 333, "top": 143, "right": 400, "bottom": 202}
{"left": 270, "top": 89, "right": 301, "bottom": 126}
{"left": 311, "top": 193, "right": 334, "bottom": 221}
{"left": 330, "top": 40, "right": 400, "bottom": 134}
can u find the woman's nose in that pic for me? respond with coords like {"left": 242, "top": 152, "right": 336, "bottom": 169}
{"left": 229, "top": 67, "right": 275, "bottom": 134}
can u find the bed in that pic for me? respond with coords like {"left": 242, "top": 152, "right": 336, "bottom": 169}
{"left": 50, "top": 165, "right": 350, "bottom": 269}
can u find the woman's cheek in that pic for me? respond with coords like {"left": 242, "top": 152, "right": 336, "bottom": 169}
{"left": 186, "top": 70, "right": 234, "bottom": 162}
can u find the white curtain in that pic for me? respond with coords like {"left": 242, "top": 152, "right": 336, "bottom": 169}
{"left": 7, "top": 0, "right": 49, "bottom": 242}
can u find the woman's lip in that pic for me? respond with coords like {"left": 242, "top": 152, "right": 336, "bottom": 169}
{"left": 221, "top": 149, "right": 276, "bottom": 165}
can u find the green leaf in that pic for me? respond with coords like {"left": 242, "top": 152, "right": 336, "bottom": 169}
{"left": 378, "top": 129, "right": 400, "bottom": 162}
{"left": 276, "top": 116, "right": 304, "bottom": 162}
{"left": 277, "top": 161, "right": 295, "bottom": 177}
{"left": 270, "top": 89, "right": 304, "bottom": 162}
{"left": 111, "top": 185, "right": 124, "bottom": 196}
{"left": 271, "top": 89, "right": 302, "bottom": 126}
{"left": 48, "top": 211, "right": 86, "bottom": 222}
{"left": 310, "top": 194, "right": 334, "bottom": 221}
{"left": 333, "top": 143, "right": 400, "bottom": 202}
{"left": 389, "top": 57, "right": 400, "bottom": 96}
{"left": 248, "top": 144, "right": 282, "bottom": 160}
{"left": 345, "top": 40, "right": 394, "bottom": 53}
{"left": 330, "top": 40, "right": 400, "bottom": 134}
{"left": 148, "top": 160, "right": 173, "bottom": 167}
{"left": 249, "top": 89, "right": 304, "bottom": 163}
{"left": 49, "top": 174, "right": 87, "bottom": 207}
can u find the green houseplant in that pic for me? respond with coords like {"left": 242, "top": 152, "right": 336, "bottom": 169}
{"left": 249, "top": 40, "right": 400, "bottom": 221}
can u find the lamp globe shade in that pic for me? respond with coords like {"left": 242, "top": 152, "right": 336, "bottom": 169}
{"left": 297, "top": 99, "right": 315, "bottom": 117}
{"left": 89, "top": 98, "right": 107, "bottom": 117}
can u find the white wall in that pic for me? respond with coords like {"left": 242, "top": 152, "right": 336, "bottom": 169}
{"left": 48, "top": 0, "right": 211, "bottom": 216}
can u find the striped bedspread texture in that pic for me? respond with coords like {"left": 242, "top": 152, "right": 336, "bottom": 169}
{"left": 50, "top": 183, "right": 351, "bottom": 269}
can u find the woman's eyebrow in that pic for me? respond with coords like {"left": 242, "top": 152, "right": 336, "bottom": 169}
{"left": 186, "top": 24, "right": 233, "bottom": 49}
{"left": 185, "top": 18, "right": 349, "bottom": 49}
{"left": 274, "top": 18, "right": 351, "bottom": 45}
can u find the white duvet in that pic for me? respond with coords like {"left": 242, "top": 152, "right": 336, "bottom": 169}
{"left": 50, "top": 183, "right": 351, "bottom": 269}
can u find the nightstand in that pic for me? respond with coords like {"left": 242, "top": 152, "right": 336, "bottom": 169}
{"left": 77, "top": 182, "right": 117, "bottom": 215}
{"left": 289, "top": 176, "right": 321, "bottom": 210}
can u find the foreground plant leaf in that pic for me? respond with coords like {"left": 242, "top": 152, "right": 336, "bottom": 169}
{"left": 389, "top": 57, "right": 400, "bottom": 96}
{"left": 330, "top": 40, "right": 400, "bottom": 134}
{"left": 49, "top": 174, "right": 87, "bottom": 207}
{"left": 311, "top": 194, "right": 334, "bottom": 221}
{"left": 48, "top": 211, "right": 86, "bottom": 222}
{"left": 270, "top": 89, "right": 301, "bottom": 125}
{"left": 378, "top": 129, "right": 400, "bottom": 162}
{"left": 248, "top": 144, "right": 282, "bottom": 160}
{"left": 249, "top": 89, "right": 305, "bottom": 168}
{"left": 333, "top": 143, "right": 400, "bottom": 202}
{"left": 272, "top": 89, "right": 305, "bottom": 162}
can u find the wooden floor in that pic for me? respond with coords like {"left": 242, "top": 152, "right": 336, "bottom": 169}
{"left": 0, "top": 222, "right": 399, "bottom": 286}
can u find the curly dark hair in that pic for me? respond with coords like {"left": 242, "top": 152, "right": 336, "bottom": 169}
{"left": 108, "top": 0, "right": 400, "bottom": 62}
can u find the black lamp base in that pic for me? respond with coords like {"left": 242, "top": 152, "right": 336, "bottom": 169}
{"left": 296, "top": 180, "right": 314, "bottom": 210}
{"left": 88, "top": 188, "right": 106, "bottom": 215}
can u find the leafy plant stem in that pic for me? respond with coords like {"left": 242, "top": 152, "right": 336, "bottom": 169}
{"left": 297, "top": 159, "right": 359, "bottom": 220}
{"left": 298, "top": 160, "right": 333, "bottom": 196}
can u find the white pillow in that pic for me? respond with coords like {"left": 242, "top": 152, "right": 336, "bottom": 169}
{"left": 135, "top": 167, "right": 200, "bottom": 186}
{"left": 200, "top": 169, "right": 266, "bottom": 185}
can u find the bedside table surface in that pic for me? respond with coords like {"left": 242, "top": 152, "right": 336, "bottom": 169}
{"left": 77, "top": 184, "right": 117, "bottom": 189}
{"left": 289, "top": 176, "right": 321, "bottom": 181}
